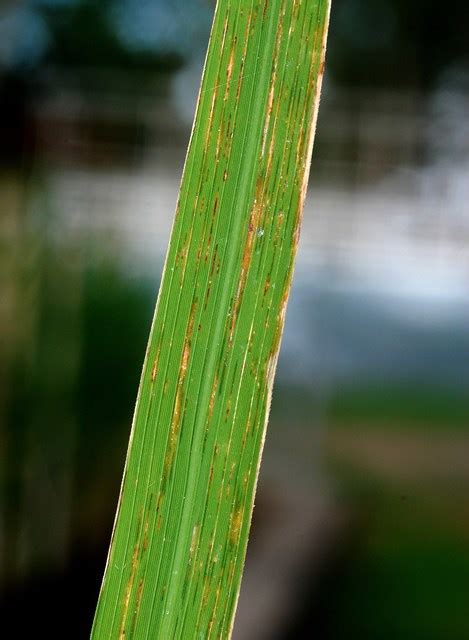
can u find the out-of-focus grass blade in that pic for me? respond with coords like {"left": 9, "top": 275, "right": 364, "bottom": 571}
{"left": 91, "top": 1, "right": 330, "bottom": 637}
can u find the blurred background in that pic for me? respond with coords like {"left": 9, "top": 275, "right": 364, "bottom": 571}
{"left": 1, "top": 1, "right": 468, "bottom": 638}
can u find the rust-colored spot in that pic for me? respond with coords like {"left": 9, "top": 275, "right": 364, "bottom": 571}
{"left": 190, "top": 523, "right": 200, "bottom": 559}
{"left": 181, "top": 343, "right": 190, "bottom": 377}
{"left": 179, "top": 228, "right": 194, "bottom": 282}
{"left": 225, "top": 396, "right": 232, "bottom": 421}
{"left": 181, "top": 300, "right": 197, "bottom": 378}
{"left": 261, "top": 82, "right": 275, "bottom": 157}
{"left": 266, "top": 127, "right": 276, "bottom": 176}
{"left": 208, "top": 535, "right": 215, "bottom": 557}
{"left": 202, "top": 577, "right": 211, "bottom": 607}
{"left": 213, "top": 194, "right": 219, "bottom": 216}
{"left": 261, "top": 12, "right": 283, "bottom": 159}
{"left": 229, "top": 179, "right": 265, "bottom": 342}
{"left": 296, "top": 123, "right": 305, "bottom": 167}
{"left": 216, "top": 122, "right": 224, "bottom": 161}
{"left": 205, "top": 217, "right": 216, "bottom": 263}
{"left": 224, "top": 47, "right": 235, "bottom": 102}
{"left": 229, "top": 506, "right": 243, "bottom": 545}
{"left": 204, "top": 89, "right": 218, "bottom": 152}
{"left": 130, "top": 578, "right": 144, "bottom": 635}
{"left": 156, "top": 514, "right": 162, "bottom": 531}
{"left": 150, "top": 345, "right": 161, "bottom": 382}
{"left": 209, "top": 244, "right": 218, "bottom": 277}
{"left": 136, "top": 578, "right": 144, "bottom": 606}
{"left": 156, "top": 492, "right": 163, "bottom": 512}
{"left": 208, "top": 374, "right": 219, "bottom": 423}
{"left": 204, "top": 281, "right": 212, "bottom": 310}
{"left": 228, "top": 558, "right": 236, "bottom": 583}
{"left": 242, "top": 417, "right": 252, "bottom": 446}
{"left": 236, "top": 12, "right": 252, "bottom": 99}
{"left": 164, "top": 300, "right": 197, "bottom": 473}
{"left": 142, "top": 519, "right": 149, "bottom": 552}
{"left": 119, "top": 541, "right": 140, "bottom": 638}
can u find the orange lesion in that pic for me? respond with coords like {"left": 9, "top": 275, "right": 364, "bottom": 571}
{"left": 204, "top": 88, "right": 219, "bottom": 153}
{"left": 224, "top": 396, "right": 232, "bottom": 421}
{"left": 235, "top": 12, "right": 252, "bottom": 99}
{"left": 229, "top": 177, "right": 265, "bottom": 343}
{"left": 228, "top": 558, "right": 236, "bottom": 584}
{"left": 190, "top": 523, "right": 200, "bottom": 559}
{"left": 209, "top": 244, "right": 219, "bottom": 278}
{"left": 204, "top": 195, "right": 219, "bottom": 263}
{"left": 164, "top": 300, "right": 197, "bottom": 474}
{"left": 229, "top": 506, "right": 243, "bottom": 546}
{"left": 207, "top": 581, "right": 223, "bottom": 637}
{"left": 224, "top": 47, "right": 235, "bottom": 102}
{"left": 142, "top": 518, "right": 149, "bottom": 552}
{"left": 242, "top": 416, "right": 252, "bottom": 446}
{"left": 130, "top": 578, "right": 144, "bottom": 634}
{"left": 202, "top": 577, "right": 211, "bottom": 607}
{"left": 261, "top": 82, "right": 276, "bottom": 158}
{"left": 207, "top": 373, "right": 219, "bottom": 424}
{"left": 261, "top": 16, "right": 283, "bottom": 159}
{"left": 266, "top": 285, "right": 291, "bottom": 385}
{"left": 215, "top": 120, "right": 224, "bottom": 162}
{"left": 155, "top": 491, "right": 164, "bottom": 531}
{"left": 150, "top": 344, "right": 161, "bottom": 382}
{"left": 295, "top": 122, "right": 305, "bottom": 168}
{"left": 119, "top": 540, "right": 140, "bottom": 639}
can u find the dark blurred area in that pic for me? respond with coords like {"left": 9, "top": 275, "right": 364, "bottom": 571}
{"left": 1, "top": 1, "right": 468, "bottom": 638}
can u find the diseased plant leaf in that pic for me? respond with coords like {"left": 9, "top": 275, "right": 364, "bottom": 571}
{"left": 91, "top": 1, "right": 330, "bottom": 637}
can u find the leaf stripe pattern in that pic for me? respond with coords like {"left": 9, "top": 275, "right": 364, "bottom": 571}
{"left": 91, "top": 1, "right": 330, "bottom": 638}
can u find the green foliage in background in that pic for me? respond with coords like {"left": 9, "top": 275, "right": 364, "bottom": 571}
{"left": 92, "top": 1, "right": 330, "bottom": 637}
{"left": 328, "top": 385, "right": 469, "bottom": 430}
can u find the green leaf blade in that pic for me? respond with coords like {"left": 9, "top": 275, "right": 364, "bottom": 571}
{"left": 91, "top": 1, "right": 330, "bottom": 638}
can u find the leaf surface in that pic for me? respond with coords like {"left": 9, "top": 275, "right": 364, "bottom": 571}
{"left": 92, "top": 1, "right": 330, "bottom": 637}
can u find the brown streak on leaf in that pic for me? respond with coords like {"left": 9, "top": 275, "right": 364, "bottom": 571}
{"left": 190, "top": 523, "right": 200, "bottom": 560}
{"left": 119, "top": 541, "right": 140, "bottom": 639}
{"left": 202, "top": 578, "right": 211, "bottom": 607}
{"left": 130, "top": 578, "right": 144, "bottom": 635}
{"left": 150, "top": 345, "right": 161, "bottom": 382}
{"left": 142, "top": 519, "right": 149, "bottom": 552}
{"left": 261, "top": 16, "right": 283, "bottom": 158}
{"left": 236, "top": 12, "right": 252, "bottom": 99}
{"left": 224, "top": 47, "right": 235, "bottom": 102}
{"left": 229, "top": 506, "right": 243, "bottom": 546}
{"left": 208, "top": 374, "right": 219, "bottom": 423}
{"left": 229, "top": 178, "right": 264, "bottom": 342}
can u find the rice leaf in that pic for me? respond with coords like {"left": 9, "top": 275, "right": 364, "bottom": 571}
{"left": 91, "top": 1, "right": 330, "bottom": 637}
